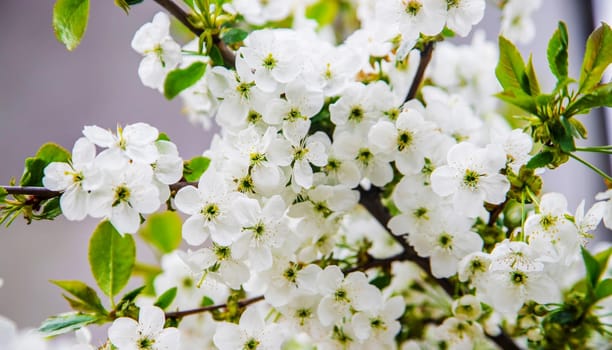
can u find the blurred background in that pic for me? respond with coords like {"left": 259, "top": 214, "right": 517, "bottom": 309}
{"left": 0, "top": 0, "right": 610, "bottom": 330}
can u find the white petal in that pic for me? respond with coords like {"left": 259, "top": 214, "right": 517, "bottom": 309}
{"left": 83, "top": 125, "right": 115, "bottom": 147}
{"left": 60, "top": 186, "right": 89, "bottom": 221}
{"left": 174, "top": 186, "right": 202, "bottom": 215}
{"left": 108, "top": 317, "right": 139, "bottom": 348}
{"left": 182, "top": 215, "right": 209, "bottom": 246}
{"left": 111, "top": 203, "right": 140, "bottom": 234}
{"left": 138, "top": 306, "right": 165, "bottom": 338}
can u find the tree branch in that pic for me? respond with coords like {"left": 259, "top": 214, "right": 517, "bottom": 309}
{"left": 1, "top": 182, "right": 197, "bottom": 199}
{"left": 404, "top": 41, "right": 435, "bottom": 103}
{"left": 358, "top": 187, "right": 520, "bottom": 350}
{"left": 165, "top": 295, "right": 265, "bottom": 319}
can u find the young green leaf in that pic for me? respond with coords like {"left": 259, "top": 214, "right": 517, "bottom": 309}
{"left": 221, "top": 28, "right": 249, "bottom": 45}
{"left": 0, "top": 187, "right": 7, "bottom": 202}
{"left": 183, "top": 156, "right": 211, "bottom": 182}
{"left": 209, "top": 45, "right": 225, "bottom": 67}
{"left": 39, "top": 313, "right": 98, "bottom": 337}
{"left": 20, "top": 143, "right": 71, "bottom": 186}
{"left": 164, "top": 62, "right": 207, "bottom": 100}
{"left": 154, "top": 287, "right": 178, "bottom": 309}
{"left": 52, "top": 0, "right": 90, "bottom": 51}
{"left": 139, "top": 211, "right": 182, "bottom": 254}
{"left": 595, "top": 278, "right": 612, "bottom": 301}
{"left": 579, "top": 22, "right": 612, "bottom": 94}
{"left": 496, "top": 36, "right": 530, "bottom": 96}
{"left": 120, "top": 286, "right": 146, "bottom": 304}
{"left": 88, "top": 221, "right": 136, "bottom": 299}
{"left": 526, "top": 151, "right": 554, "bottom": 169}
{"left": 547, "top": 21, "right": 569, "bottom": 81}
{"left": 566, "top": 82, "right": 612, "bottom": 116}
{"left": 582, "top": 246, "right": 601, "bottom": 288}
{"left": 556, "top": 117, "right": 576, "bottom": 152}
{"left": 525, "top": 55, "right": 541, "bottom": 95}
{"left": 51, "top": 280, "right": 106, "bottom": 315}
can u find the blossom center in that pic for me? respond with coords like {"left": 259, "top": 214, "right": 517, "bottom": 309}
{"left": 357, "top": 148, "right": 373, "bottom": 165}
{"left": 202, "top": 203, "right": 220, "bottom": 221}
{"left": 462, "top": 169, "right": 482, "bottom": 190}
{"left": 349, "top": 106, "right": 364, "bottom": 122}
{"left": 397, "top": 130, "right": 414, "bottom": 151}
{"left": 244, "top": 338, "right": 260, "bottom": 350}
{"left": 112, "top": 185, "right": 131, "bottom": 206}
{"left": 262, "top": 53, "right": 277, "bottom": 70}
{"left": 404, "top": 0, "right": 423, "bottom": 16}
{"left": 138, "top": 336, "right": 155, "bottom": 350}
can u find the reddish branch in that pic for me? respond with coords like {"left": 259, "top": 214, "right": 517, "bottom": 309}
{"left": 404, "top": 41, "right": 435, "bottom": 103}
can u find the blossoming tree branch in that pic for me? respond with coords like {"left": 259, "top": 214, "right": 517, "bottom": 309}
{"left": 1, "top": 0, "right": 612, "bottom": 349}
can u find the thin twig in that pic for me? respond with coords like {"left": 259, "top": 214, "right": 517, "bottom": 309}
{"left": 165, "top": 295, "right": 265, "bottom": 318}
{"left": 404, "top": 41, "right": 435, "bottom": 103}
{"left": 487, "top": 198, "right": 509, "bottom": 227}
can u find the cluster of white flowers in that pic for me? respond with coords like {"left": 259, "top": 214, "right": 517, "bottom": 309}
{"left": 43, "top": 122, "right": 183, "bottom": 234}
{"left": 11, "top": 0, "right": 609, "bottom": 349}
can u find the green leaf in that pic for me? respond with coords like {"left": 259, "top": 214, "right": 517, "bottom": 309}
{"left": 306, "top": 0, "right": 340, "bottom": 28}
{"left": 566, "top": 83, "right": 612, "bottom": 116}
{"left": 201, "top": 296, "right": 215, "bottom": 307}
{"left": 526, "top": 151, "right": 554, "bottom": 169}
{"left": 39, "top": 197, "right": 63, "bottom": 220}
{"left": 154, "top": 287, "right": 178, "bottom": 309}
{"left": 221, "top": 28, "right": 249, "bottom": 45}
{"left": 20, "top": 143, "right": 71, "bottom": 187}
{"left": 525, "top": 55, "right": 541, "bottom": 95}
{"left": 120, "top": 286, "right": 146, "bottom": 304}
{"left": 595, "top": 278, "right": 612, "bottom": 301}
{"left": 51, "top": 280, "right": 106, "bottom": 314}
{"left": 39, "top": 313, "right": 98, "bottom": 337}
{"left": 52, "top": 0, "right": 90, "bottom": 51}
{"left": 139, "top": 211, "right": 182, "bottom": 254}
{"left": 209, "top": 45, "right": 225, "bottom": 67}
{"left": 495, "top": 92, "right": 537, "bottom": 115}
{"left": 164, "top": 62, "right": 207, "bottom": 100}
{"left": 556, "top": 117, "right": 576, "bottom": 152}
{"left": 0, "top": 187, "right": 7, "bottom": 202}
{"left": 88, "top": 221, "right": 136, "bottom": 299}
{"left": 582, "top": 246, "right": 601, "bottom": 288}
{"left": 496, "top": 36, "right": 530, "bottom": 96}
{"left": 157, "top": 132, "right": 171, "bottom": 142}
{"left": 547, "top": 21, "right": 569, "bottom": 81}
{"left": 579, "top": 22, "right": 612, "bottom": 94}
{"left": 183, "top": 156, "right": 211, "bottom": 182}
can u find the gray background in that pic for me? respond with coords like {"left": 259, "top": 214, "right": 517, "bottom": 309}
{"left": 0, "top": 0, "right": 609, "bottom": 331}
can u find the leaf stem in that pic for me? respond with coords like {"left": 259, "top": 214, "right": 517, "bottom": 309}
{"left": 569, "top": 153, "right": 612, "bottom": 183}
{"left": 575, "top": 146, "right": 612, "bottom": 153}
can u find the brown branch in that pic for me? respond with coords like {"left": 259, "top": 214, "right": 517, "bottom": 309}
{"left": 152, "top": 0, "right": 203, "bottom": 36}
{"left": 487, "top": 198, "right": 509, "bottom": 226}
{"left": 404, "top": 41, "right": 435, "bottom": 103}
{"left": 151, "top": 0, "right": 236, "bottom": 68}
{"left": 165, "top": 295, "right": 265, "bottom": 319}
{"left": 358, "top": 186, "right": 520, "bottom": 350}
{"left": 2, "top": 182, "right": 197, "bottom": 200}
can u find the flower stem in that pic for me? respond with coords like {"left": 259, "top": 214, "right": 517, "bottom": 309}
{"left": 569, "top": 153, "right": 612, "bottom": 183}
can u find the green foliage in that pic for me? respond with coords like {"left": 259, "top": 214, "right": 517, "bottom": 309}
{"left": 154, "top": 287, "right": 178, "bottom": 309}
{"left": 221, "top": 28, "right": 249, "bottom": 45}
{"left": 578, "top": 22, "right": 612, "bottom": 94}
{"left": 39, "top": 313, "right": 98, "bottom": 337}
{"left": 164, "top": 62, "right": 207, "bottom": 99}
{"left": 139, "top": 211, "right": 183, "bottom": 254}
{"left": 526, "top": 151, "right": 553, "bottom": 169}
{"left": 88, "top": 221, "right": 136, "bottom": 300}
{"left": 582, "top": 246, "right": 601, "bottom": 289}
{"left": 496, "top": 22, "right": 612, "bottom": 176}
{"left": 306, "top": 1, "right": 340, "bottom": 29}
{"left": 183, "top": 156, "right": 211, "bottom": 182}
{"left": 547, "top": 21, "right": 569, "bottom": 81}
{"left": 566, "top": 82, "right": 612, "bottom": 116}
{"left": 209, "top": 45, "right": 225, "bottom": 67}
{"left": 594, "top": 278, "right": 612, "bottom": 301}
{"left": 52, "top": 0, "right": 90, "bottom": 51}
{"left": 20, "top": 143, "right": 71, "bottom": 187}
{"left": 51, "top": 280, "right": 107, "bottom": 315}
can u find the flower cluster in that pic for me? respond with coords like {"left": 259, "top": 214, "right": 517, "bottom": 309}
{"left": 43, "top": 122, "right": 183, "bottom": 234}
{"left": 3, "top": 0, "right": 612, "bottom": 349}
